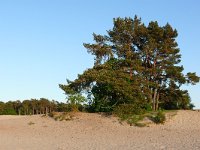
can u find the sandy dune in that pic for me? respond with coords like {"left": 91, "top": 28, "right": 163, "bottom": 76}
{"left": 0, "top": 110, "right": 200, "bottom": 150}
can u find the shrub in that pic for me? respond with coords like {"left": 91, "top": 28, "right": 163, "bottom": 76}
{"left": 2, "top": 108, "right": 17, "bottom": 115}
{"left": 189, "top": 103, "right": 195, "bottom": 110}
{"left": 114, "top": 104, "right": 145, "bottom": 117}
{"left": 152, "top": 111, "right": 166, "bottom": 124}
{"left": 143, "top": 103, "right": 152, "bottom": 111}
{"left": 49, "top": 112, "right": 74, "bottom": 121}
{"left": 126, "top": 115, "right": 144, "bottom": 126}
{"left": 48, "top": 112, "right": 54, "bottom": 117}
{"left": 113, "top": 104, "right": 146, "bottom": 126}
{"left": 28, "top": 121, "right": 35, "bottom": 125}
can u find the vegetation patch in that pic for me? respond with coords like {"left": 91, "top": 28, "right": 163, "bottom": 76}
{"left": 48, "top": 112, "right": 75, "bottom": 121}
{"left": 150, "top": 111, "right": 166, "bottom": 124}
{"left": 28, "top": 121, "right": 35, "bottom": 125}
{"left": 115, "top": 110, "right": 172, "bottom": 127}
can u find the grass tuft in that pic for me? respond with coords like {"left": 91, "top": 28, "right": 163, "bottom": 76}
{"left": 28, "top": 121, "right": 35, "bottom": 125}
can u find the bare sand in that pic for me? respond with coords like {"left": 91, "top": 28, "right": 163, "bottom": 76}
{"left": 0, "top": 110, "right": 200, "bottom": 150}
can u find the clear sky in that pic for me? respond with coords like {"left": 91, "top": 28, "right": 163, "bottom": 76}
{"left": 0, "top": 0, "right": 199, "bottom": 108}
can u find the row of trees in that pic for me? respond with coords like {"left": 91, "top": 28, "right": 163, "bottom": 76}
{"left": 0, "top": 98, "right": 72, "bottom": 115}
{"left": 60, "top": 16, "right": 199, "bottom": 113}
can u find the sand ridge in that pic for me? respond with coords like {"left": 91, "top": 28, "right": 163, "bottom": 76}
{"left": 0, "top": 110, "right": 200, "bottom": 150}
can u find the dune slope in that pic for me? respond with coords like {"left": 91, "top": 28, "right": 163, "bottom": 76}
{"left": 0, "top": 110, "right": 200, "bottom": 150}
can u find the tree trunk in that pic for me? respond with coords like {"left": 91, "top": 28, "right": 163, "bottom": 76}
{"left": 32, "top": 108, "right": 34, "bottom": 115}
{"left": 49, "top": 107, "right": 52, "bottom": 113}
{"left": 45, "top": 107, "right": 48, "bottom": 115}
{"left": 155, "top": 92, "right": 159, "bottom": 111}
{"left": 152, "top": 89, "right": 157, "bottom": 111}
{"left": 42, "top": 108, "right": 45, "bottom": 114}
{"left": 36, "top": 109, "right": 39, "bottom": 115}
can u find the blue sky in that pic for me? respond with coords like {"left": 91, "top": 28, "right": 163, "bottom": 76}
{"left": 0, "top": 0, "right": 199, "bottom": 108}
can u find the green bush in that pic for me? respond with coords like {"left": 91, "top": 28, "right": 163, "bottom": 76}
{"left": 49, "top": 112, "right": 74, "bottom": 121}
{"left": 48, "top": 112, "right": 54, "bottom": 117}
{"left": 114, "top": 104, "right": 145, "bottom": 117}
{"left": 113, "top": 104, "right": 146, "bottom": 126}
{"left": 2, "top": 108, "right": 17, "bottom": 115}
{"left": 189, "top": 103, "right": 195, "bottom": 110}
{"left": 126, "top": 115, "right": 144, "bottom": 126}
{"left": 152, "top": 111, "right": 166, "bottom": 124}
{"left": 143, "top": 103, "right": 152, "bottom": 111}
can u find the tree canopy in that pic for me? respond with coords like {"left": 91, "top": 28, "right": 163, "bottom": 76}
{"left": 60, "top": 16, "right": 199, "bottom": 112}
{"left": 0, "top": 98, "right": 70, "bottom": 115}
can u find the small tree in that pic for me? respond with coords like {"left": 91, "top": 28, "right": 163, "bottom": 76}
{"left": 59, "top": 83, "right": 86, "bottom": 111}
{"left": 67, "top": 93, "right": 86, "bottom": 111}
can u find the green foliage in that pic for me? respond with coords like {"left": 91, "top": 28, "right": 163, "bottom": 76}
{"left": 60, "top": 15, "right": 199, "bottom": 114}
{"left": 0, "top": 102, "right": 5, "bottom": 115}
{"left": 113, "top": 104, "right": 147, "bottom": 126}
{"left": 152, "top": 111, "right": 166, "bottom": 124}
{"left": 67, "top": 93, "right": 86, "bottom": 111}
{"left": 126, "top": 115, "right": 145, "bottom": 126}
{"left": 0, "top": 101, "right": 17, "bottom": 115}
{"left": 143, "top": 103, "right": 152, "bottom": 111}
{"left": 0, "top": 99, "right": 75, "bottom": 115}
{"left": 160, "top": 88, "right": 192, "bottom": 110}
{"left": 186, "top": 72, "right": 200, "bottom": 85}
{"left": 189, "top": 103, "right": 195, "bottom": 110}
{"left": 57, "top": 102, "right": 69, "bottom": 112}
{"left": 48, "top": 112, "right": 54, "bottom": 118}
{"left": 2, "top": 108, "right": 17, "bottom": 115}
{"left": 114, "top": 104, "right": 146, "bottom": 116}
{"left": 49, "top": 112, "right": 74, "bottom": 121}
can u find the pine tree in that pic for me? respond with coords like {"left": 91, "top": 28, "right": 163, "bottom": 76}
{"left": 60, "top": 16, "right": 199, "bottom": 112}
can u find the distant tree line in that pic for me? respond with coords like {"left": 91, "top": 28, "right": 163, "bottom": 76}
{"left": 0, "top": 98, "right": 77, "bottom": 115}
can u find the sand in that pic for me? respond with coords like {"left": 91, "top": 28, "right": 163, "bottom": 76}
{"left": 0, "top": 110, "right": 200, "bottom": 150}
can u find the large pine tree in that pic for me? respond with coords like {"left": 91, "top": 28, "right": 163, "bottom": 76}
{"left": 60, "top": 16, "right": 199, "bottom": 112}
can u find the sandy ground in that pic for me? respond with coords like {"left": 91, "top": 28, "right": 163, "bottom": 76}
{"left": 0, "top": 110, "right": 200, "bottom": 150}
